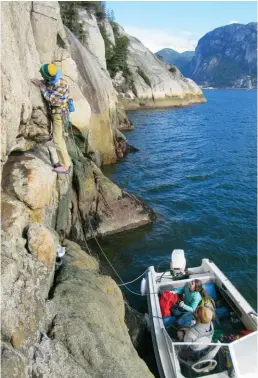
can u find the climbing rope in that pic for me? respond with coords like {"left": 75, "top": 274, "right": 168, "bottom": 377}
{"left": 64, "top": 115, "right": 80, "bottom": 161}
{"left": 156, "top": 259, "right": 171, "bottom": 273}
{"left": 86, "top": 218, "right": 156, "bottom": 297}
{"left": 117, "top": 269, "right": 149, "bottom": 287}
{"left": 64, "top": 114, "right": 157, "bottom": 296}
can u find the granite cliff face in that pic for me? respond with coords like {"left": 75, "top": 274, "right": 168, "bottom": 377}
{"left": 191, "top": 23, "right": 257, "bottom": 88}
{"left": 110, "top": 28, "right": 206, "bottom": 109}
{"left": 74, "top": 8, "right": 206, "bottom": 110}
{"left": 1, "top": 1, "right": 130, "bottom": 168}
{"left": 1, "top": 2, "right": 154, "bottom": 377}
{"left": 123, "top": 35, "right": 205, "bottom": 109}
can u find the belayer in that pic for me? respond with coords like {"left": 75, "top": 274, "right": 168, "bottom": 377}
{"left": 32, "top": 63, "right": 74, "bottom": 174}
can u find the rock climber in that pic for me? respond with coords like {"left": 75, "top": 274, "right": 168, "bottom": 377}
{"left": 32, "top": 63, "right": 71, "bottom": 174}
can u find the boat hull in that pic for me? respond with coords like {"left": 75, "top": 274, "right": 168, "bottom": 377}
{"left": 145, "top": 259, "right": 257, "bottom": 378}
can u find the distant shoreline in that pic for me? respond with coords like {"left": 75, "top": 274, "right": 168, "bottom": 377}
{"left": 201, "top": 87, "right": 257, "bottom": 90}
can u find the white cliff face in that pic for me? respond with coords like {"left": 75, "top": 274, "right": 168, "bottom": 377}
{"left": 77, "top": 8, "right": 107, "bottom": 69}
{"left": 102, "top": 18, "right": 116, "bottom": 45}
{"left": 1, "top": 1, "right": 125, "bottom": 167}
{"left": 1, "top": 1, "right": 41, "bottom": 165}
{"left": 31, "top": 1, "right": 60, "bottom": 63}
{"left": 64, "top": 28, "right": 119, "bottom": 164}
{"left": 112, "top": 30, "right": 205, "bottom": 109}
{"left": 128, "top": 36, "right": 204, "bottom": 106}
{"left": 1, "top": 1, "right": 81, "bottom": 165}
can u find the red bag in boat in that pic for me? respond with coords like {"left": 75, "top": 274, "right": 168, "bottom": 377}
{"left": 159, "top": 290, "right": 178, "bottom": 317}
{"left": 239, "top": 330, "right": 253, "bottom": 337}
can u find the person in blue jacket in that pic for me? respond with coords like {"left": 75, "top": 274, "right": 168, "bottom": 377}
{"left": 163, "top": 279, "right": 206, "bottom": 328}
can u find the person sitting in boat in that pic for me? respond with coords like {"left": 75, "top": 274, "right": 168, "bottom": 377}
{"left": 171, "top": 279, "right": 206, "bottom": 312}
{"left": 162, "top": 280, "right": 209, "bottom": 328}
{"left": 177, "top": 306, "right": 214, "bottom": 361}
{"left": 169, "top": 279, "right": 207, "bottom": 327}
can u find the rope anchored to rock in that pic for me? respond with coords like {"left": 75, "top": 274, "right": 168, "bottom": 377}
{"left": 86, "top": 218, "right": 156, "bottom": 297}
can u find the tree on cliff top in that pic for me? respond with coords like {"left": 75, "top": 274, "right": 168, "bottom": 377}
{"left": 59, "top": 1, "right": 130, "bottom": 79}
{"left": 59, "top": 1, "right": 106, "bottom": 39}
{"left": 106, "top": 34, "right": 129, "bottom": 78}
{"left": 59, "top": 1, "right": 87, "bottom": 41}
{"left": 76, "top": 1, "right": 106, "bottom": 20}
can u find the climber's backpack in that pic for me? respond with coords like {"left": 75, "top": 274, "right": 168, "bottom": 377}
{"left": 200, "top": 296, "right": 216, "bottom": 315}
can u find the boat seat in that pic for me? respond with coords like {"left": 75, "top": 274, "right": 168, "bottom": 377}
{"left": 202, "top": 283, "right": 217, "bottom": 300}
{"left": 178, "top": 341, "right": 221, "bottom": 374}
{"left": 202, "top": 283, "right": 230, "bottom": 319}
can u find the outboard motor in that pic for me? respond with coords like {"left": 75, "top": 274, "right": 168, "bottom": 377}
{"left": 170, "top": 249, "right": 186, "bottom": 278}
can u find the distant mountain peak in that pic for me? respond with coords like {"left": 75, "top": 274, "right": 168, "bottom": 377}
{"left": 192, "top": 22, "right": 257, "bottom": 88}
{"left": 155, "top": 48, "right": 180, "bottom": 61}
{"left": 154, "top": 49, "right": 194, "bottom": 77}
{"left": 155, "top": 23, "right": 257, "bottom": 88}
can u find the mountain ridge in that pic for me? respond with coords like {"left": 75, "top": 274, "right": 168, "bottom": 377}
{"left": 156, "top": 22, "right": 257, "bottom": 88}
{"left": 155, "top": 48, "right": 194, "bottom": 77}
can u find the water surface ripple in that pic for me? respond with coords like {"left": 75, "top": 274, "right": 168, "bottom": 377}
{"left": 101, "top": 90, "right": 257, "bottom": 311}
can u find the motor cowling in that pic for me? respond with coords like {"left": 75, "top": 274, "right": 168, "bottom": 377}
{"left": 170, "top": 249, "right": 186, "bottom": 277}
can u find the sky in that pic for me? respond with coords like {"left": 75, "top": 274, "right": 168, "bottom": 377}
{"left": 106, "top": 1, "right": 257, "bottom": 53}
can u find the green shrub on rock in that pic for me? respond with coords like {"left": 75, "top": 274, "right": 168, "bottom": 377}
{"left": 137, "top": 68, "right": 151, "bottom": 87}
{"left": 59, "top": 1, "right": 88, "bottom": 43}
{"left": 132, "top": 83, "right": 137, "bottom": 97}
{"left": 107, "top": 35, "right": 129, "bottom": 78}
{"left": 169, "top": 66, "right": 177, "bottom": 73}
{"left": 99, "top": 21, "right": 129, "bottom": 78}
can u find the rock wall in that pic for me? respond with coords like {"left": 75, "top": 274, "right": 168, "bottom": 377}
{"left": 32, "top": 239, "right": 153, "bottom": 378}
{"left": 1, "top": 1, "right": 43, "bottom": 167}
{"left": 1, "top": 1, "right": 130, "bottom": 168}
{"left": 1, "top": 212, "right": 154, "bottom": 378}
{"left": 77, "top": 8, "right": 107, "bottom": 69}
{"left": 125, "top": 35, "right": 205, "bottom": 109}
{"left": 1, "top": 2, "right": 155, "bottom": 377}
{"left": 108, "top": 25, "right": 206, "bottom": 109}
